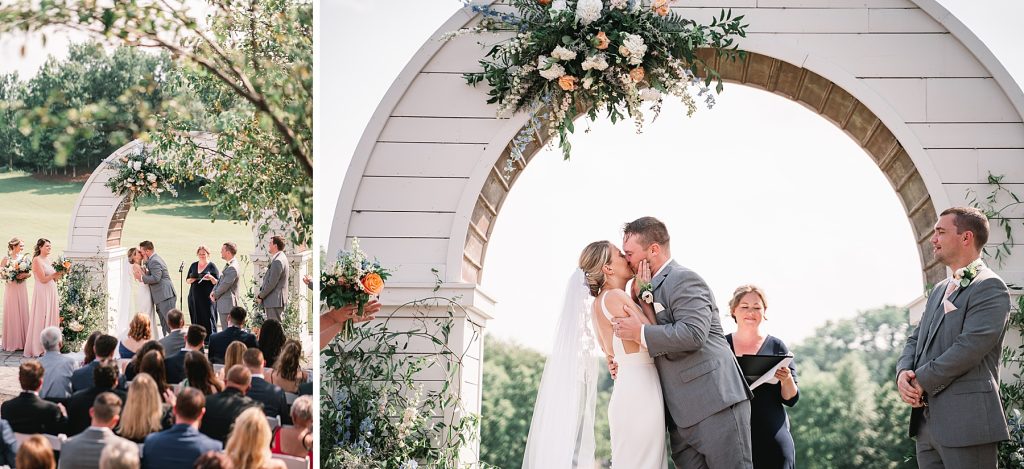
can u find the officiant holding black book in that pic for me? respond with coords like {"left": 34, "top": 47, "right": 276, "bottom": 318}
{"left": 725, "top": 285, "right": 800, "bottom": 469}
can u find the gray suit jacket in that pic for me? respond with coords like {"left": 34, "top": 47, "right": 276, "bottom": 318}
{"left": 39, "top": 350, "right": 76, "bottom": 400}
{"left": 897, "top": 266, "right": 1010, "bottom": 447}
{"left": 644, "top": 260, "right": 752, "bottom": 428}
{"left": 258, "top": 252, "right": 289, "bottom": 308}
{"left": 142, "top": 254, "right": 177, "bottom": 303}
{"left": 212, "top": 259, "right": 240, "bottom": 314}
{"left": 58, "top": 427, "right": 134, "bottom": 469}
{"left": 158, "top": 329, "right": 186, "bottom": 354}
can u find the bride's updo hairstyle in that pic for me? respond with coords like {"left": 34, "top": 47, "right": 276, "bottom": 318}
{"left": 579, "top": 241, "right": 613, "bottom": 297}
{"left": 8, "top": 238, "right": 21, "bottom": 254}
{"left": 127, "top": 247, "right": 139, "bottom": 265}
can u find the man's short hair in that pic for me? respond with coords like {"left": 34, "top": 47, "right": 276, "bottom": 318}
{"left": 174, "top": 387, "right": 206, "bottom": 421}
{"left": 623, "top": 216, "right": 671, "bottom": 249}
{"left": 167, "top": 309, "right": 185, "bottom": 329}
{"left": 223, "top": 242, "right": 238, "bottom": 256}
{"left": 138, "top": 240, "right": 154, "bottom": 251}
{"left": 186, "top": 325, "right": 208, "bottom": 347}
{"left": 225, "top": 365, "right": 252, "bottom": 388}
{"left": 19, "top": 360, "right": 44, "bottom": 390}
{"left": 270, "top": 235, "right": 285, "bottom": 251}
{"left": 941, "top": 207, "right": 990, "bottom": 250}
{"left": 94, "top": 334, "right": 118, "bottom": 359}
{"left": 228, "top": 306, "right": 247, "bottom": 326}
{"left": 92, "top": 392, "right": 123, "bottom": 423}
{"left": 99, "top": 439, "right": 140, "bottom": 469}
{"left": 40, "top": 327, "right": 62, "bottom": 352}
{"left": 241, "top": 348, "right": 264, "bottom": 369}
{"left": 93, "top": 362, "right": 120, "bottom": 389}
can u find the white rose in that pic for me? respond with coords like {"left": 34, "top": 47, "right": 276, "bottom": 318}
{"left": 576, "top": 0, "right": 603, "bottom": 25}
{"left": 550, "top": 45, "right": 577, "bottom": 62}
{"left": 126, "top": 178, "right": 135, "bottom": 183}
{"left": 623, "top": 33, "right": 647, "bottom": 66}
{"left": 640, "top": 88, "right": 662, "bottom": 101}
{"left": 641, "top": 290, "right": 654, "bottom": 304}
{"left": 132, "top": 161, "right": 142, "bottom": 171}
{"left": 581, "top": 54, "right": 609, "bottom": 71}
{"left": 537, "top": 56, "right": 566, "bottom": 81}
{"left": 551, "top": 0, "right": 567, "bottom": 11}
{"left": 582, "top": 77, "right": 595, "bottom": 90}
{"left": 147, "top": 173, "right": 157, "bottom": 182}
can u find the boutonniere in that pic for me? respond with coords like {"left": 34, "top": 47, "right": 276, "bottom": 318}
{"left": 638, "top": 281, "right": 654, "bottom": 305}
{"left": 954, "top": 259, "right": 985, "bottom": 288}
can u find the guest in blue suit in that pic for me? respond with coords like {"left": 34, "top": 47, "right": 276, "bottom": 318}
{"left": 208, "top": 306, "right": 258, "bottom": 364}
{"left": 165, "top": 325, "right": 207, "bottom": 384}
{"left": 142, "top": 387, "right": 222, "bottom": 469}
{"left": 71, "top": 334, "right": 118, "bottom": 393}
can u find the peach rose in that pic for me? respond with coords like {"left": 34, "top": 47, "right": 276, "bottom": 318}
{"left": 558, "top": 75, "right": 578, "bottom": 91}
{"left": 630, "top": 67, "right": 645, "bottom": 83}
{"left": 594, "top": 31, "right": 610, "bottom": 50}
{"left": 361, "top": 272, "right": 385, "bottom": 295}
{"left": 538, "top": 0, "right": 551, "bottom": 4}
{"left": 653, "top": 0, "right": 670, "bottom": 16}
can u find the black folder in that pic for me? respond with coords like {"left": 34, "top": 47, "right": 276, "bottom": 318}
{"left": 736, "top": 354, "right": 792, "bottom": 385}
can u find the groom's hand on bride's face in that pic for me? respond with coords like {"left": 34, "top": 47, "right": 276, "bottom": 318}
{"left": 611, "top": 307, "right": 642, "bottom": 343}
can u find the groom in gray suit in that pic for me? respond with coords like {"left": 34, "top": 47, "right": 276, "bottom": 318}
{"left": 897, "top": 207, "right": 1010, "bottom": 468}
{"left": 257, "top": 235, "right": 290, "bottom": 321}
{"left": 209, "top": 242, "right": 241, "bottom": 330}
{"left": 613, "top": 217, "right": 753, "bottom": 468}
{"left": 140, "top": 240, "right": 177, "bottom": 335}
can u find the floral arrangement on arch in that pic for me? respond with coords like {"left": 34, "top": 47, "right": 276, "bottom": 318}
{"left": 449, "top": 0, "right": 747, "bottom": 171}
{"left": 105, "top": 144, "right": 178, "bottom": 204}
{"left": 58, "top": 263, "right": 110, "bottom": 353}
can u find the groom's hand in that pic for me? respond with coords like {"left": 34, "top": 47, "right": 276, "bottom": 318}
{"left": 897, "top": 370, "right": 925, "bottom": 407}
{"left": 611, "top": 306, "right": 643, "bottom": 343}
{"left": 606, "top": 355, "right": 618, "bottom": 380}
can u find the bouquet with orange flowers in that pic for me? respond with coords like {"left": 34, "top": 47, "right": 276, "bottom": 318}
{"left": 52, "top": 256, "right": 72, "bottom": 275}
{"left": 321, "top": 238, "right": 392, "bottom": 340}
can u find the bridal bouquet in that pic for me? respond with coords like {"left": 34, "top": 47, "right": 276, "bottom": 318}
{"left": 52, "top": 256, "right": 71, "bottom": 275}
{"left": 105, "top": 145, "right": 177, "bottom": 205}
{"left": 321, "top": 238, "right": 392, "bottom": 340}
{"left": 449, "top": 0, "right": 747, "bottom": 170}
{"left": 4, "top": 255, "right": 31, "bottom": 283}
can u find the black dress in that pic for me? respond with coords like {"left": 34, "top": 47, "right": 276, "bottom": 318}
{"left": 187, "top": 261, "right": 220, "bottom": 336}
{"left": 726, "top": 334, "right": 798, "bottom": 469}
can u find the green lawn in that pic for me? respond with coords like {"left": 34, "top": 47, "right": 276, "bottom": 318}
{"left": 0, "top": 170, "right": 256, "bottom": 327}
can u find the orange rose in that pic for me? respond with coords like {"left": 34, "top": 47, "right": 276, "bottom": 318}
{"left": 594, "top": 31, "right": 610, "bottom": 50}
{"left": 558, "top": 75, "right": 578, "bottom": 91}
{"left": 538, "top": 0, "right": 551, "bottom": 4}
{"left": 361, "top": 272, "right": 385, "bottom": 295}
{"left": 653, "top": 0, "right": 670, "bottom": 16}
{"left": 630, "top": 67, "right": 645, "bottom": 83}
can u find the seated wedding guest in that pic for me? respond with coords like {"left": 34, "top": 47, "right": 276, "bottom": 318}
{"left": 2, "top": 360, "right": 67, "bottom": 435}
{"left": 142, "top": 388, "right": 223, "bottom": 469}
{"left": 272, "top": 395, "right": 312, "bottom": 460}
{"left": 125, "top": 341, "right": 164, "bottom": 382}
{"left": 139, "top": 350, "right": 171, "bottom": 397}
{"left": 72, "top": 334, "right": 118, "bottom": 392}
{"left": 183, "top": 351, "right": 224, "bottom": 396}
{"left": 200, "top": 365, "right": 261, "bottom": 442}
{"left": 225, "top": 407, "right": 286, "bottom": 469}
{"left": 221, "top": 341, "right": 247, "bottom": 380}
{"left": 242, "top": 348, "right": 288, "bottom": 423}
{"left": 725, "top": 285, "right": 798, "bottom": 469}
{"left": 16, "top": 435, "right": 55, "bottom": 469}
{"left": 80, "top": 331, "right": 102, "bottom": 367}
{"left": 120, "top": 314, "right": 153, "bottom": 359}
{"left": 59, "top": 392, "right": 133, "bottom": 469}
{"left": 118, "top": 373, "right": 173, "bottom": 444}
{"left": 166, "top": 325, "right": 207, "bottom": 384}
{"left": 98, "top": 439, "right": 140, "bottom": 469}
{"left": 297, "top": 381, "right": 312, "bottom": 396}
{"left": 0, "top": 419, "right": 18, "bottom": 468}
{"left": 66, "top": 363, "right": 126, "bottom": 436}
{"left": 39, "top": 326, "right": 76, "bottom": 400}
{"left": 257, "top": 319, "right": 286, "bottom": 367}
{"left": 319, "top": 300, "right": 381, "bottom": 347}
{"left": 208, "top": 307, "right": 257, "bottom": 364}
{"left": 157, "top": 309, "right": 187, "bottom": 355}
{"left": 193, "top": 451, "right": 234, "bottom": 469}
{"left": 268, "top": 339, "right": 308, "bottom": 394}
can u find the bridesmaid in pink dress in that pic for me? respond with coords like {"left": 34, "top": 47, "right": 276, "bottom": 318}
{"left": 2, "top": 238, "right": 30, "bottom": 351}
{"left": 24, "top": 239, "right": 63, "bottom": 358}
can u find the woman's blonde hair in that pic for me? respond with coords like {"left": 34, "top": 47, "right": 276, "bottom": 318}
{"left": 226, "top": 407, "right": 273, "bottom": 469}
{"left": 196, "top": 245, "right": 211, "bottom": 256}
{"left": 8, "top": 238, "right": 21, "bottom": 255}
{"left": 128, "top": 313, "right": 152, "bottom": 342}
{"left": 119, "top": 372, "right": 164, "bottom": 440}
{"left": 127, "top": 247, "right": 138, "bottom": 265}
{"left": 728, "top": 285, "right": 768, "bottom": 321}
{"left": 578, "top": 241, "right": 614, "bottom": 297}
{"left": 224, "top": 341, "right": 248, "bottom": 375}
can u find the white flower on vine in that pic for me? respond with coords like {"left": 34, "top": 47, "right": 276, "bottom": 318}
{"left": 576, "top": 0, "right": 603, "bottom": 25}
{"left": 581, "top": 54, "right": 609, "bottom": 71}
{"left": 550, "top": 45, "right": 577, "bottom": 62}
{"left": 622, "top": 34, "right": 647, "bottom": 65}
{"left": 640, "top": 88, "right": 662, "bottom": 102}
{"left": 537, "top": 56, "right": 566, "bottom": 81}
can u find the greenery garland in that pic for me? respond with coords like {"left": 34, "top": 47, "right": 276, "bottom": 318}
{"left": 57, "top": 263, "right": 110, "bottom": 353}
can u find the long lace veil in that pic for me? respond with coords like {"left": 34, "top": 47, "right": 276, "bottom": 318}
{"left": 522, "top": 269, "right": 599, "bottom": 468}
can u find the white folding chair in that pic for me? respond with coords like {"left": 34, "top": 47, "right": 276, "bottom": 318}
{"left": 271, "top": 454, "right": 308, "bottom": 469}
{"left": 266, "top": 415, "right": 282, "bottom": 431}
{"left": 285, "top": 392, "right": 299, "bottom": 405}
{"left": 12, "top": 433, "right": 30, "bottom": 445}
{"left": 213, "top": 364, "right": 225, "bottom": 373}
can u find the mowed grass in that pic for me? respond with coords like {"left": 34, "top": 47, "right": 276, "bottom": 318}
{"left": 0, "top": 170, "right": 256, "bottom": 327}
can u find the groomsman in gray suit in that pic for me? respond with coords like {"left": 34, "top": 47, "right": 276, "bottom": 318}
{"left": 209, "top": 242, "right": 241, "bottom": 330}
{"left": 612, "top": 217, "right": 753, "bottom": 468}
{"left": 257, "top": 236, "right": 290, "bottom": 322}
{"left": 897, "top": 207, "right": 1010, "bottom": 469}
{"left": 140, "top": 240, "right": 177, "bottom": 335}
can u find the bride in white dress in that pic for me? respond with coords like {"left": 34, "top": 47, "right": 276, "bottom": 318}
{"left": 127, "top": 248, "right": 161, "bottom": 338}
{"left": 522, "top": 241, "right": 667, "bottom": 468}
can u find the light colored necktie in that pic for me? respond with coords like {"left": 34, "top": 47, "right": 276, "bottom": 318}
{"left": 942, "top": 279, "right": 958, "bottom": 314}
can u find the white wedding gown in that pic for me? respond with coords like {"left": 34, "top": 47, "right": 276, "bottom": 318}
{"left": 128, "top": 265, "right": 161, "bottom": 338}
{"left": 599, "top": 294, "right": 668, "bottom": 469}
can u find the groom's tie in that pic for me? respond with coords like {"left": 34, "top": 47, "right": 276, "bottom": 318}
{"left": 941, "top": 279, "right": 958, "bottom": 314}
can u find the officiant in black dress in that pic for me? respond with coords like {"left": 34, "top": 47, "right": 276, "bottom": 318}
{"left": 186, "top": 245, "right": 220, "bottom": 337}
{"left": 725, "top": 285, "right": 799, "bottom": 469}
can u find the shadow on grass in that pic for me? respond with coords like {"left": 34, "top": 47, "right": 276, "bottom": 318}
{"left": 0, "top": 173, "right": 82, "bottom": 196}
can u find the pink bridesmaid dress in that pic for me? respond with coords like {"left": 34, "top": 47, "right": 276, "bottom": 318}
{"left": 24, "top": 257, "right": 59, "bottom": 358}
{"left": 2, "top": 255, "right": 29, "bottom": 351}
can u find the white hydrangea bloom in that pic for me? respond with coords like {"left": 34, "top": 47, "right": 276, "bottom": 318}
{"left": 537, "top": 56, "right": 566, "bottom": 80}
{"left": 551, "top": 45, "right": 577, "bottom": 61}
{"left": 581, "top": 54, "right": 609, "bottom": 71}
{"left": 576, "top": 0, "right": 603, "bottom": 25}
{"left": 622, "top": 33, "right": 647, "bottom": 65}
{"left": 640, "top": 88, "right": 662, "bottom": 101}
{"left": 552, "top": 0, "right": 567, "bottom": 11}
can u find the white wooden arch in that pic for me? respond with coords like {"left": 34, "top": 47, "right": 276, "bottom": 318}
{"left": 330, "top": 0, "right": 1024, "bottom": 456}
{"left": 67, "top": 135, "right": 312, "bottom": 335}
